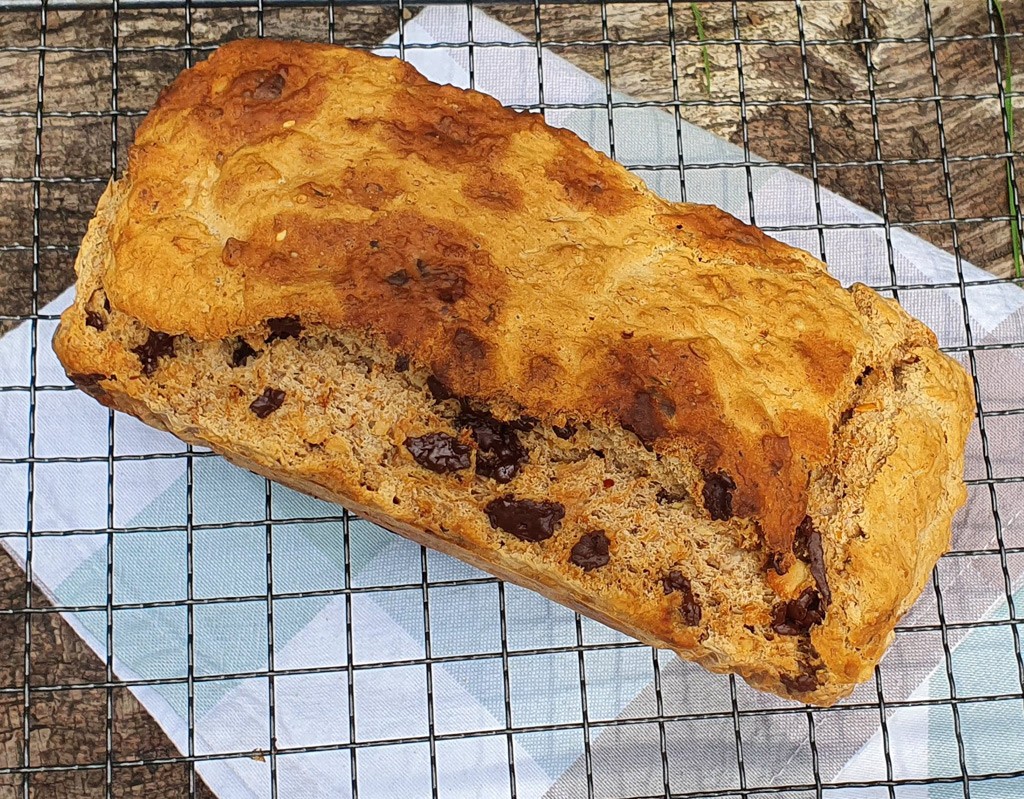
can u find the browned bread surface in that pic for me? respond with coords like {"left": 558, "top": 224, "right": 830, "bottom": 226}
{"left": 53, "top": 39, "right": 974, "bottom": 705}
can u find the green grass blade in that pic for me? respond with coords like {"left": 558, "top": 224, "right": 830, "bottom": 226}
{"left": 994, "top": 0, "right": 1022, "bottom": 278}
{"left": 690, "top": 3, "right": 712, "bottom": 97}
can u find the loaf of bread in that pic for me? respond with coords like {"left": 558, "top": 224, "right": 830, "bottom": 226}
{"left": 53, "top": 39, "right": 974, "bottom": 705}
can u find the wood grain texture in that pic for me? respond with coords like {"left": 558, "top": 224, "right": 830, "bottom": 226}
{"left": 0, "top": 553, "right": 216, "bottom": 798}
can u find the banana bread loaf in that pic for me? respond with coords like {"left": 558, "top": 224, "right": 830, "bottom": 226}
{"left": 52, "top": 39, "right": 974, "bottom": 705}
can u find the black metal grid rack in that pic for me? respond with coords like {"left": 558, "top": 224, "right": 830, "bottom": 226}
{"left": 0, "top": 1, "right": 1023, "bottom": 797}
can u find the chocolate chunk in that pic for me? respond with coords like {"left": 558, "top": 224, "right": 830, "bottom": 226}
{"left": 453, "top": 328, "right": 487, "bottom": 361}
{"left": 771, "top": 587, "right": 825, "bottom": 636}
{"left": 552, "top": 423, "right": 576, "bottom": 440}
{"left": 473, "top": 436, "right": 527, "bottom": 482}
{"left": 133, "top": 331, "right": 177, "bottom": 376}
{"left": 394, "top": 354, "right": 410, "bottom": 372}
{"left": 702, "top": 471, "right": 736, "bottom": 521}
{"left": 437, "top": 279, "right": 467, "bottom": 304}
{"left": 85, "top": 311, "right": 106, "bottom": 331}
{"left": 794, "top": 517, "right": 831, "bottom": 605}
{"left": 404, "top": 432, "right": 472, "bottom": 474}
{"left": 662, "top": 570, "right": 689, "bottom": 594}
{"left": 484, "top": 495, "right": 564, "bottom": 542}
{"left": 250, "top": 387, "right": 286, "bottom": 418}
{"left": 251, "top": 72, "right": 285, "bottom": 101}
{"left": 387, "top": 269, "right": 411, "bottom": 287}
{"left": 265, "top": 316, "right": 302, "bottom": 343}
{"left": 570, "top": 531, "right": 610, "bottom": 571}
{"left": 655, "top": 487, "right": 688, "bottom": 505}
{"left": 457, "top": 405, "right": 528, "bottom": 483}
{"left": 781, "top": 668, "right": 819, "bottom": 694}
{"left": 679, "top": 592, "right": 702, "bottom": 626}
{"left": 231, "top": 339, "right": 259, "bottom": 368}
{"left": 69, "top": 372, "right": 108, "bottom": 390}
{"left": 426, "top": 375, "right": 453, "bottom": 401}
{"left": 854, "top": 365, "right": 874, "bottom": 386}
{"left": 662, "top": 570, "right": 702, "bottom": 626}
{"left": 509, "top": 416, "right": 539, "bottom": 432}
{"left": 892, "top": 364, "right": 906, "bottom": 389}
{"left": 620, "top": 389, "right": 672, "bottom": 443}
{"left": 766, "top": 551, "right": 787, "bottom": 574}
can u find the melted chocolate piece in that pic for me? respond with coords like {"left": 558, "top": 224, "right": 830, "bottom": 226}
{"left": 662, "top": 570, "right": 689, "bottom": 594}
{"left": 231, "top": 339, "right": 259, "bottom": 368}
{"left": 436, "top": 279, "right": 466, "bottom": 304}
{"left": 70, "top": 373, "right": 108, "bottom": 390}
{"left": 394, "top": 354, "right": 410, "bottom": 372}
{"left": 509, "top": 416, "right": 539, "bottom": 432}
{"left": 679, "top": 592, "right": 702, "bottom": 626}
{"left": 662, "top": 570, "right": 702, "bottom": 626}
{"left": 85, "top": 311, "right": 106, "bottom": 331}
{"left": 765, "top": 551, "right": 787, "bottom": 574}
{"left": 453, "top": 328, "right": 487, "bottom": 361}
{"left": 620, "top": 389, "right": 672, "bottom": 444}
{"left": 484, "top": 496, "right": 564, "bottom": 542}
{"left": 251, "top": 72, "right": 285, "bottom": 101}
{"left": 133, "top": 331, "right": 177, "bottom": 376}
{"left": 794, "top": 516, "right": 831, "bottom": 605}
{"left": 702, "top": 471, "right": 736, "bottom": 521}
{"left": 457, "top": 405, "right": 528, "bottom": 484}
{"left": 780, "top": 668, "right": 819, "bottom": 694}
{"left": 570, "top": 531, "right": 610, "bottom": 571}
{"left": 250, "top": 387, "right": 286, "bottom": 418}
{"left": 655, "top": 487, "right": 688, "bottom": 505}
{"left": 552, "top": 423, "right": 577, "bottom": 440}
{"left": 426, "top": 375, "right": 453, "bottom": 402}
{"left": 404, "top": 432, "right": 472, "bottom": 474}
{"left": 771, "top": 587, "right": 825, "bottom": 635}
{"left": 387, "top": 269, "right": 411, "bottom": 287}
{"left": 265, "top": 316, "right": 302, "bottom": 343}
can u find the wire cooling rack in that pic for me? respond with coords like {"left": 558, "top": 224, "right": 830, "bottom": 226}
{"left": 1, "top": 1, "right": 1023, "bottom": 798}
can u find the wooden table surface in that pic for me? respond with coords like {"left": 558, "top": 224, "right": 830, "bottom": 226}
{"left": 0, "top": 2, "right": 1020, "bottom": 796}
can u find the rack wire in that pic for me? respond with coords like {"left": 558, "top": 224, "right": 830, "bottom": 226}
{"left": 0, "top": 1, "right": 1023, "bottom": 797}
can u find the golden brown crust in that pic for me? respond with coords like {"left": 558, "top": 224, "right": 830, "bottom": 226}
{"left": 99, "top": 38, "right": 917, "bottom": 553}
{"left": 52, "top": 40, "right": 975, "bottom": 705}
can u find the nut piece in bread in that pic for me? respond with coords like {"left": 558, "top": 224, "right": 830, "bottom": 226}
{"left": 53, "top": 39, "right": 974, "bottom": 705}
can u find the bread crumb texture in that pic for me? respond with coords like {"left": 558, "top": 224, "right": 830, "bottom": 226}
{"left": 53, "top": 39, "right": 974, "bottom": 705}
